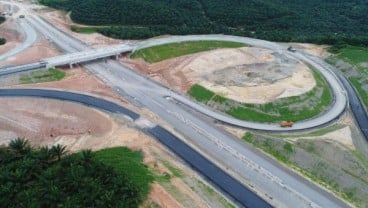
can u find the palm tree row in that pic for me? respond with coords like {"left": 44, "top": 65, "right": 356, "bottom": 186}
{"left": 0, "top": 138, "right": 148, "bottom": 208}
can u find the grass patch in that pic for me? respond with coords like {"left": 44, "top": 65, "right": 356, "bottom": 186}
{"left": 329, "top": 45, "right": 368, "bottom": 109}
{"left": 242, "top": 133, "right": 291, "bottom": 163}
{"left": 189, "top": 68, "right": 332, "bottom": 123}
{"left": 195, "top": 180, "right": 236, "bottom": 208}
{"left": 19, "top": 68, "right": 65, "bottom": 84}
{"left": 71, "top": 25, "right": 102, "bottom": 34}
{"left": 336, "top": 45, "right": 368, "bottom": 66}
{"left": 162, "top": 160, "right": 184, "bottom": 178}
{"left": 188, "top": 84, "right": 216, "bottom": 102}
{"left": 241, "top": 133, "right": 364, "bottom": 207}
{"left": 94, "top": 147, "right": 154, "bottom": 196}
{"left": 349, "top": 77, "right": 368, "bottom": 108}
{"left": 266, "top": 124, "right": 343, "bottom": 138}
{"left": 131, "top": 40, "right": 246, "bottom": 63}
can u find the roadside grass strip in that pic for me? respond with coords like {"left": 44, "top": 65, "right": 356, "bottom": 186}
{"left": 131, "top": 40, "right": 246, "bottom": 63}
{"left": 19, "top": 67, "right": 66, "bottom": 84}
{"left": 329, "top": 45, "right": 368, "bottom": 109}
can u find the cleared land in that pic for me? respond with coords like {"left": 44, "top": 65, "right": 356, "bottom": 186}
{"left": 131, "top": 41, "right": 246, "bottom": 63}
{"left": 326, "top": 46, "right": 368, "bottom": 109}
{"left": 189, "top": 67, "right": 332, "bottom": 122}
{"left": 127, "top": 42, "right": 330, "bottom": 122}
{"left": 0, "top": 97, "right": 234, "bottom": 208}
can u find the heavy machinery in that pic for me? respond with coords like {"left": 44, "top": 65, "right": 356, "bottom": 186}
{"left": 287, "top": 46, "right": 296, "bottom": 52}
{"left": 280, "top": 121, "right": 293, "bottom": 127}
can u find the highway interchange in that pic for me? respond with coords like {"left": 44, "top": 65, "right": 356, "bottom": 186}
{"left": 1, "top": 1, "right": 367, "bottom": 207}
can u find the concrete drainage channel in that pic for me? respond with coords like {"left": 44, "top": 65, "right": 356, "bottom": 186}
{"left": 0, "top": 88, "right": 271, "bottom": 208}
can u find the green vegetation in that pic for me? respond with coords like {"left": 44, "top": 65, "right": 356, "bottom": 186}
{"left": 349, "top": 77, "right": 368, "bottom": 108}
{"left": 0, "top": 16, "right": 5, "bottom": 45}
{"left": 0, "top": 37, "right": 5, "bottom": 45}
{"left": 94, "top": 147, "right": 154, "bottom": 196}
{"left": 38, "top": 0, "right": 368, "bottom": 45}
{"left": 242, "top": 133, "right": 292, "bottom": 163}
{"left": 266, "top": 124, "right": 344, "bottom": 138}
{"left": 70, "top": 25, "right": 101, "bottom": 34}
{"left": 0, "top": 138, "right": 152, "bottom": 208}
{"left": 195, "top": 180, "right": 236, "bottom": 208}
{"left": 242, "top": 132, "right": 368, "bottom": 207}
{"left": 19, "top": 68, "right": 66, "bottom": 84}
{"left": 131, "top": 41, "right": 246, "bottom": 63}
{"left": 189, "top": 68, "right": 332, "bottom": 123}
{"left": 327, "top": 45, "right": 368, "bottom": 109}
{"left": 336, "top": 46, "right": 368, "bottom": 65}
{"left": 162, "top": 160, "right": 184, "bottom": 178}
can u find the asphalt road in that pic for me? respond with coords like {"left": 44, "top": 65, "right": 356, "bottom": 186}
{"left": 0, "top": 17, "right": 37, "bottom": 62}
{"left": 0, "top": 88, "right": 271, "bottom": 208}
{"left": 149, "top": 125, "right": 272, "bottom": 208}
{"left": 0, "top": 62, "right": 46, "bottom": 76}
{"left": 302, "top": 53, "right": 368, "bottom": 140}
{"left": 0, "top": 34, "right": 348, "bottom": 131}
{"left": 0, "top": 88, "right": 139, "bottom": 120}
{"left": 23, "top": 14, "right": 352, "bottom": 208}
{"left": 136, "top": 35, "right": 347, "bottom": 131}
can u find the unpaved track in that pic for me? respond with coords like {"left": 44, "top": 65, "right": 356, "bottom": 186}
{"left": 0, "top": 2, "right": 37, "bottom": 62}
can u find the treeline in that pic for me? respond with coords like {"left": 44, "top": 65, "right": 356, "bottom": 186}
{"left": 0, "top": 138, "right": 152, "bottom": 207}
{"left": 39, "top": 0, "right": 368, "bottom": 45}
{"left": 0, "top": 16, "right": 5, "bottom": 45}
{"left": 0, "top": 38, "right": 5, "bottom": 45}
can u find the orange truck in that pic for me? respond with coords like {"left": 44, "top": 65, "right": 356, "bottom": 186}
{"left": 280, "top": 121, "right": 293, "bottom": 127}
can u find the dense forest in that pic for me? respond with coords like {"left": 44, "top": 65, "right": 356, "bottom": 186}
{"left": 0, "top": 138, "right": 152, "bottom": 207}
{"left": 38, "top": 0, "right": 368, "bottom": 45}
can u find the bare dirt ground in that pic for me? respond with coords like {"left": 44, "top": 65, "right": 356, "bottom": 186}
{"left": 9, "top": 66, "right": 128, "bottom": 102}
{"left": 0, "top": 98, "right": 112, "bottom": 144}
{"left": 3, "top": 37, "right": 61, "bottom": 66}
{"left": 287, "top": 43, "right": 330, "bottom": 59}
{"left": 0, "top": 12, "right": 61, "bottom": 67}
{"left": 0, "top": 96, "right": 226, "bottom": 208}
{"left": 0, "top": 17, "right": 24, "bottom": 59}
{"left": 126, "top": 47, "right": 316, "bottom": 104}
{"left": 0, "top": 11, "right": 228, "bottom": 205}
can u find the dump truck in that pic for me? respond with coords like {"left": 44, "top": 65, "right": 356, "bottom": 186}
{"left": 280, "top": 121, "right": 293, "bottom": 127}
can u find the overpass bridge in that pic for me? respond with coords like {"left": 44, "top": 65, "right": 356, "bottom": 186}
{"left": 43, "top": 44, "right": 134, "bottom": 68}
{"left": 0, "top": 44, "right": 135, "bottom": 76}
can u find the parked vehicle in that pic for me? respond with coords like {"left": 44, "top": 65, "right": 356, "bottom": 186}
{"left": 280, "top": 121, "right": 293, "bottom": 127}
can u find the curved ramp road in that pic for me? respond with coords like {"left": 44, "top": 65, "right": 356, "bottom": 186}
{"left": 0, "top": 88, "right": 139, "bottom": 120}
{"left": 136, "top": 35, "right": 348, "bottom": 131}
{"left": 13, "top": 14, "right": 353, "bottom": 207}
{"left": 0, "top": 88, "right": 271, "bottom": 208}
{"left": 0, "top": 18, "right": 37, "bottom": 62}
